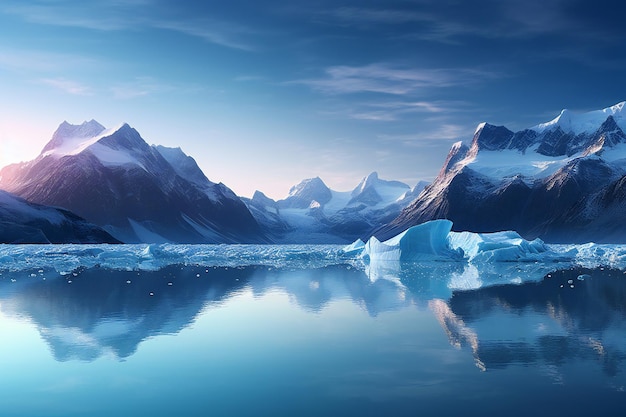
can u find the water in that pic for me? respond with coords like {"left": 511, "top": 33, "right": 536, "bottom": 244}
{"left": 0, "top": 249, "right": 625, "bottom": 416}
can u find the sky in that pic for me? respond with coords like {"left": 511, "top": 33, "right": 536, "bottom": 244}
{"left": 1, "top": 0, "right": 625, "bottom": 199}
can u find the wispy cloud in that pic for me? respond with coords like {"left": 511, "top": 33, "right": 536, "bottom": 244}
{"left": 2, "top": 2, "right": 141, "bottom": 31}
{"left": 322, "top": 100, "right": 457, "bottom": 122}
{"left": 1, "top": 1, "right": 259, "bottom": 51}
{"left": 110, "top": 76, "right": 203, "bottom": 99}
{"left": 0, "top": 49, "right": 99, "bottom": 72}
{"left": 291, "top": 63, "right": 499, "bottom": 95}
{"left": 315, "top": 1, "right": 625, "bottom": 45}
{"left": 110, "top": 77, "right": 170, "bottom": 99}
{"left": 154, "top": 19, "right": 257, "bottom": 51}
{"left": 323, "top": 7, "right": 432, "bottom": 25}
{"left": 40, "top": 77, "right": 93, "bottom": 95}
{"left": 379, "top": 123, "right": 469, "bottom": 145}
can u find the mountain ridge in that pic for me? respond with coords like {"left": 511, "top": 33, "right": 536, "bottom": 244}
{"left": 376, "top": 100, "right": 626, "bottom": 243}
{"left": 0, "top": 120, "right": 265, "bottom": 244}
{"left": 244, "top": 172, "right": 427, "bottom": 243}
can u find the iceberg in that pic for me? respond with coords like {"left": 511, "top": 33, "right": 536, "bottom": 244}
{"left": 361, "top": 220, "right": 465, "bottom": 262}
{"left": 352, "top": 220, "right": 575, "bottom": 264}
{"left": 342, "top": 238, "right": 365, "bottom": 256}
{"left": 448, "top": 230, "right": 554, "bottom": 262}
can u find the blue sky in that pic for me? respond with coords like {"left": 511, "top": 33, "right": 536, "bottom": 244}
{"left": 1, "top": 0, "right": 624, "bottom": 199}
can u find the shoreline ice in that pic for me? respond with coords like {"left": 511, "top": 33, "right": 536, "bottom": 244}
{"left": 0, "top": 220, "right": 625, "bottom": 292}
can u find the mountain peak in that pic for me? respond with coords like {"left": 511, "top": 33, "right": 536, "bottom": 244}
{"left": 352, "top": 172, "right": 380, "bottom": 196}
{"left": 533, "top": 101, "right": 626, "bottom": 135}
{"left": 38, "top": 121, "right": 157, "bottom": 173}
{"left": 474, "top": 122, "right": 487, "bottom": 135}
{"left": 42, "top": 120, "right": 106, "bottom": 155}
{"left": 282, "top": 177, "right": 332, "bottom": 208}
{"left": 470, "top": 123, "right": 514, "bottom": 153}
{"left": 288, "top": 177, "right": 329, "bottom": 198}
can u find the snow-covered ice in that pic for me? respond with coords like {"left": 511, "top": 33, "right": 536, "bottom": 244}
{"left": 2, "top": 219, "right": 626, "bottom": 296}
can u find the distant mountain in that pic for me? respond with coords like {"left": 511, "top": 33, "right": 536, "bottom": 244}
{"left": 0, "top": 120, "right": 264, "bottom": 243}
{"left": 0, "top": 189, "right": 119, "bottom": 243}
{"left": 244, "top": 172, "right": 428, "bottom": 243}
{"left": 377, "top": 101, "right": 626, "bottom": 243}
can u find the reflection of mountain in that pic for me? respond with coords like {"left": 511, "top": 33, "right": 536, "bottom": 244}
{"left": 6, "top": 261, "right": 624, "bottom": 371}
{"left": 0, "top": 266, "right": 252, "bottom": 361}
{"left": 443, "top": 268, "right": 626, "bottom": 376}
{"left": 248, "top": 265, "right": 412, "bottom": 316}
{"left": 0, "top": 264, "right": 413, "bottom": 361}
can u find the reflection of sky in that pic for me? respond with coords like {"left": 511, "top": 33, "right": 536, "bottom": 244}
{"left": 1, "top": 265, "right": 626, "bottom": 416}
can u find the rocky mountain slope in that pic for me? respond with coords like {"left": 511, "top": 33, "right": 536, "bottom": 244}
{"left": 377, "top": 101, "right": 626, "bottom": 243}
{"left": 0, "top": 120, "right": 264, "bottom": 243}
{"left": 0, "top": 189, "right": 119, "bottom": 243}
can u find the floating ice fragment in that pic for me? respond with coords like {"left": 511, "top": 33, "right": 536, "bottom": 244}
{"left": 343, "top": 239, "right": 366, "bottom": 256}
{"left": 567, "top": 279, "right": 574, "bottom": 284}
{"left": 449, "top": 229, "right": 553, "bottom": 262}
{"left": 577, "top": 274, "right": 590, "bottom": 281}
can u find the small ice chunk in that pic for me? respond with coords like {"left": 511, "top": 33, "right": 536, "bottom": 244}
{"left": 343, "top": 238, "right": 366, "bottom": 256}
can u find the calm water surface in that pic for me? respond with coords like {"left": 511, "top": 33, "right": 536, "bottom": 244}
{"left": 0, "top": 262, "right": 625, "bottom": 416}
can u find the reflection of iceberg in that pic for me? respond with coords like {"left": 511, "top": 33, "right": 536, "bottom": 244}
{"left": 248, "top": 265, "right": 413, "bottom": 316}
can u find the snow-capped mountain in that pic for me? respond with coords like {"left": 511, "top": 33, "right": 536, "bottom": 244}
{"left": 0, "top": 120, "right": 264, "bottom": 243}
{"left": 377, "top": 101, "right": 626, "bottom": 243}
{"left": 244, "top": 172, "right": 428, "bottom": 243}
{"left": 0, "top": 189, "right": 119, "bottom": 243}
